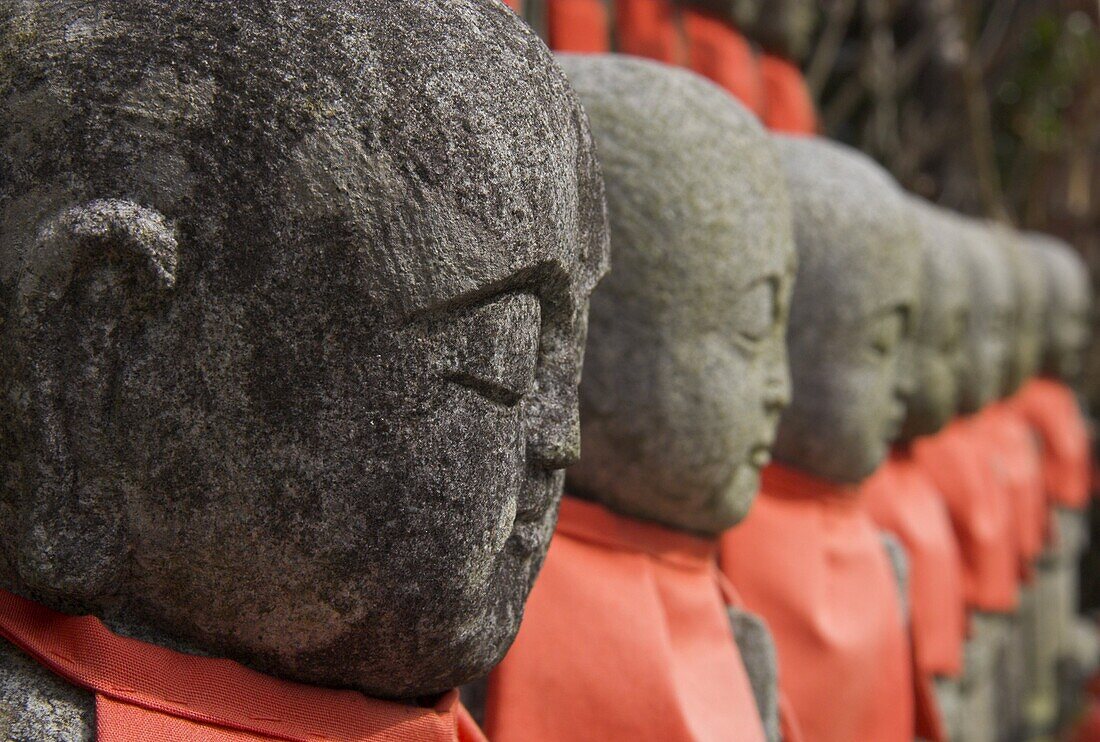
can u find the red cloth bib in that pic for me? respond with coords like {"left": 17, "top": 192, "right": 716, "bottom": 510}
{"left": 0, "top": 589, "right": 486, "bottom": 742}
{"left": 972, "top": 402, "right": 1048, "bottom": 577}
{"left": 913, "top": 418, "right": 1021, "bottom": 612}
{"left": 758, "top": 54, "right": 818, "bottom": 135}
{"left": 615, "top": 0, "right": 683, "bottom": 63}
{"left": 484, "top": 497, "right": 766, "bottom": 742}
{"left": 719, "top": 465, "right": 916, "bottom": 742}
{"left": 863, "top": 448, "right": 967, "bottom": 679}
{"left": 1014, "top": 378, "right": 1092, "bottom": 510}
{"left": 545, "top": 0, "right": 611, "bottom": 53}
{"left": 678, "top": 10, "right": 764, "bottom": 115}
{"left": 501, "top": 0, "right": 523, "bottom": 12}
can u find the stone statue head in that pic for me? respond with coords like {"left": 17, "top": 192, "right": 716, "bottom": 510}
{"left": 898, "top": 199, "right": 970, "bottom": 442}
{"left": 998, "top": 226, "right": 1046, "bottom": 395}
{"left": 0, "top": 0, "right": 608, "bottom": 700}
{"left": 559, "top": 55, "right": 795, "bottom": 536}
{"left": 770, "top": 137, "right": 921, "bottom": 484}
{"left": 1029, "top": 233, "right": 1092, "bottom": 383}
{"left": 954, "top": 219, "right": 1015, "bottom": 415}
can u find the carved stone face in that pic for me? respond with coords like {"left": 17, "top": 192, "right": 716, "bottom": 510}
{"left": 770, "top": 137, "right": 921, "bottom": 484}
{"left": 1030, "top": 234, "right": 1092, "bottom": 383}
{"left": 899, "top": 200, "right": 970, "bottom": 441}
{"left": 0, "top": 0, "right": 608, "bottom": 700}
{"left": 559, "top": 56, "right": 795, "bottom": 537}
{"left": 999, "top": 227, "right": 1046, "bottom": 395}
{"left": 954, "top": 220, "right": 1015, "bottom": 415}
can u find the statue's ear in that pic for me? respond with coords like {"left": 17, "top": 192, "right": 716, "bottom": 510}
{"left": 7, "top": 200, "right": 178, "bottom": 607}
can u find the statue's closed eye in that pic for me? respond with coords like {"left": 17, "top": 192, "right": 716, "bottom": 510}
{"left": 437, "top": 294, "right": 541, "bottom": 407}
{"left": 733, "top": 279, "right": 779, "bottom": 348}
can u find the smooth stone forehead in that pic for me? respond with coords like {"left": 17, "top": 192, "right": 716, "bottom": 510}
{"left": 957, "top": 218, "right": 1016, "bottom": 318}
{"left": 1031, "top": 233, "right": 1091, "bottom": 318}
{"left": 775, "top": 136, "right": 920, "bottom": 329}
{"left": 907, "top": 199, "right": 970, "bottom": 338}
{"left": 558, "top": 54, "right": 795, "bottom": 535}
{"left": 900, "top": 197, "right": 970, "bottom": 440}
{"left": 771, "top": 136, "right": 921, "bottom": 483}
{"left": 996, "top": 223, "right": 1046, "bottom": 392}
{"left": 0, "top": 0, "right": 608, "bottom": 701}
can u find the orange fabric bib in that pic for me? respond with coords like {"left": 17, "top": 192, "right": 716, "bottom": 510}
{"left": 1014, "top": 378, "right": 1092, "bottom": 510}
{"left": 678, "top": 10, "right": 764, "bottom": 115}
{"left": 973, "top": 402, "right": 1048, "bottom": 576}
{"left": 913, "top": 418, "right": 1021, "bottom": 612}
{"left": 0, "top": 589, "right": 485, "bottom": 742}
{"left": 719, "top": 465, "right": 915, "bottom": 742}
{"left": 758, "top": 54, "right": 818, "bottom": 135}
{"left": 484, "top": 497, "right": 765, "bottom": 742}
{"left": 545, "top": 0, "right": 612, "bottom": 53}
{"left": 863, "top": 448, "right": 967, "bottom": 679}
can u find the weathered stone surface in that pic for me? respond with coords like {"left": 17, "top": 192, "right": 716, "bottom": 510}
{"left": 1028, "top": 233, "right": 1092, "bottom": 383}
{"left": 0, "top": 0, "right": 608, "bottom": 708}
{"left": 770, "top": 136, "right": 921, "bottom": 484}
{"left": 900, "top": 198, "right": 970, "bottom": 441}
{"left": 728, "top": 607, "right": 781, "bottom": 742}
{"left": 558, "top": 54, "right": 795, "bottom": 535}
{"left": 952, "top": 218, "right": 1016, "bottom": 415}
{"left": 998, "top": 226, "right": 1046, "bottom": 395}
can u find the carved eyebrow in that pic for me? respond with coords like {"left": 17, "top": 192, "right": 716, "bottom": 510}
{"left": 405, "top": 259, "right": 574, "bottom": 325}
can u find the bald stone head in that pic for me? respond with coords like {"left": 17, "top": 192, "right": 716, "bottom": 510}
{"left": 998, "top": 226, "right": 1046, "bottom": 395}
{"left": 899, "top": 199, "right": 970, "bottom": 441}
{"left": 771, "top": 137, "right": 921, "bottom": 484}
{"left": 0, "top": 0, "right": 608, "bottom": 700}
{"left": 1030, "top": 234, "right": 1092, "bottom": 383}
{"left": 560, "top": 55, "right": 795, "bottom": 536}
{"left": 954, "top": 218, "right": 1015, "bottom": 415}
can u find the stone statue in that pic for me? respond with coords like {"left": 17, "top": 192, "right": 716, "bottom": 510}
{"left": 481, "top": 55, "right": 795, "bottom": 742}
{"left": 564, "top": 60, "right": 795, "bottom": 536}
{"left": 1020, "top": 233, "right": 1095, "bottom": 732}
{"left": 898, "top": 201, "right": 970, "bottom": 443}
{"left": 0, "top": 0, "right": 608, "bottom": 737}
{"left": 919, "top": 215, "right": 1019, "bottom": 742}
{"left": 720, "top": 135, "right": 923, "bottom": 742}
{"left": 862, "top": 197, "right": 970, "bottom": 742}
{"left": 1000, "top": 229, "right": 1047, "bottom": 394}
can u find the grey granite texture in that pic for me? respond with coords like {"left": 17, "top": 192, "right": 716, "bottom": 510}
{"left": 953, "top": 217, "right": 1015, "bottom": 415}
{"left": 0, "top": 0, "right": 608, "bottom": 711}
{"left": 1029, "top": 232, "right": 1092, "bottom": 383}
{"left": 770, "top": 136, "right": 921, "bottom": 484}
{"left": 899, "top": 198, "right": 970, "bottom": 442}
{"left": 558, "top": 54, "right": 796, "bottom": 536}
{"left": 998, "top": 225, "right": 1046, "bottom": 395}
{"left": 729, "top": 607, "right": 781, "bottom": 742}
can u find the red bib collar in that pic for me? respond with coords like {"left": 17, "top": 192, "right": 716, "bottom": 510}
{"left": 0, "top": 589, "right": 485, "bottom": 742}
{"left": 760, "top": 463, "right": 862, "bottom": 502}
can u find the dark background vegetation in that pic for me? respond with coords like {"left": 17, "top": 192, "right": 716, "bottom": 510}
{"left": 792, "top": 0, "right": 1100, "bottom": 398}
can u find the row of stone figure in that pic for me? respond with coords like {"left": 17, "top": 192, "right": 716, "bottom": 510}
{"left": 0, "top": 3, "right": 1091, "bottom": 742}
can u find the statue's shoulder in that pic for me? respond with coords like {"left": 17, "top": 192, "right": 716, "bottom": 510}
{"left": 0, "top": 640, "right": 94, "bottom": 742}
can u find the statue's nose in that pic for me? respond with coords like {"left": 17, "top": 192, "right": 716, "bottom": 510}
{"left": 527, "top": 402, "right": 582, "bottom": 471}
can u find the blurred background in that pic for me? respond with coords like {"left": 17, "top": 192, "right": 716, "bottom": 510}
{"left": 794, "top": 0, "right": 1099, "bottom": 399}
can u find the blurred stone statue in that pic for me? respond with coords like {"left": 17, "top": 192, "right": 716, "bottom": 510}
{"left": 480, "top": 55, "right": 795, "bottom": 742}
{"left": 861, "top": 197, "right": 971, "bottom": 741}
{"left": 720, "top": 135, "right": 924, "bottom": 742}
